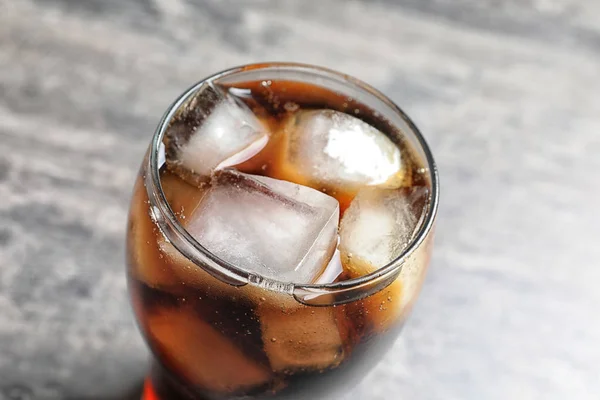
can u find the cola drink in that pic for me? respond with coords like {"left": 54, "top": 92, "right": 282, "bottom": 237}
{"left": 126, "top": 65, "right": 437, "bottom": 400}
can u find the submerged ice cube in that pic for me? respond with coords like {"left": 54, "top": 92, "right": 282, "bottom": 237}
{"left": 259, "top": 302, "right": 344, "bottom": 372}
{"left": 147, "top": 307, "right": 271, "bottom": 392}
{"left": 185, "top": 170, "right": 339, "bottom": 283}
{"left": 339, "top": 186, "right": 429, "bottom": 270}
{"left": 273, "top": 110, "right": 406, "bottom": 203}
{"left": 164, "top": 84, "right": 269, "bottom": 182}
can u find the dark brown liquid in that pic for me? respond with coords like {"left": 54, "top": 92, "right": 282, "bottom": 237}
{"left": 127, "top": 79, "right": 432, "bottom": 400}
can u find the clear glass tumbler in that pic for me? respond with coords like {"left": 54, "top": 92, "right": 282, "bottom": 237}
{"left": 126, "top": 63, "right": 439, "bottom": 400}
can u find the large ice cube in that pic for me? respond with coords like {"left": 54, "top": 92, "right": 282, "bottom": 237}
{"left": 185, "top": 170, "right": 339, "bottom": 283}
{"left": 273, "top": 110, "right": 406, "bottom": 207}
{"left": 164, "top": 84, "right": 269, "bottom": 183}
{"left": 339, "top": 186, "right": 429, "bottom": 270}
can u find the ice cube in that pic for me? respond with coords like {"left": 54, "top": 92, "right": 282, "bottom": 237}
{"left": 147, "top": 307, "right": 271, "bottom": 392}
{"left": 272, "top": 110, "right": 407, "bottom": 208}
{"left": 164, "top": 84, "right": 269, "bottom": 183}
{"left": 339, "top": 186, "right": 429, "bottom": 271}
{"left": 185, "top": 170, "right": 339, "bottom": 284}
{"left": 259, "top": 302, "right": 345, "bottom": 372}
{"left": 338, "top": 186, "right": 429, "bottom": 332}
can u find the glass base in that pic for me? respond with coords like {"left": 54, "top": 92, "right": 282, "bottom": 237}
{"left": 141, "top": 379, "right": 159, "bottom": 400}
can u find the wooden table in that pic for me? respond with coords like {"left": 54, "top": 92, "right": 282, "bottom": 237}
{"left": 1, "top": 1, "right": 598, "bottom": 398}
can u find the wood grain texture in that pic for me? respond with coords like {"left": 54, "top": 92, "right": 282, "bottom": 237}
{"left": 0, "top": 0, "right": 599, "bottom": 399}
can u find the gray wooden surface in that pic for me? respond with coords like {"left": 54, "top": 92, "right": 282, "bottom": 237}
{"left": 1, "top": 0, "right": 599, "bottom": 399}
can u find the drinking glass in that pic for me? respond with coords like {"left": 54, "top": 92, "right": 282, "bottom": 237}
{"left": 126, "top": 63, "right": 439, "bottom": 400}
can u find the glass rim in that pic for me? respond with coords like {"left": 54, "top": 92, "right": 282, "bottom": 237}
{"left": 146, "top": 62, "right": 439, "bottom": 302}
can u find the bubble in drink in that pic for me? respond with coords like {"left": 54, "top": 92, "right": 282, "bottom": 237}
{"left": 164, "top": 84, "right": 269, "bottom": 183}
{"left": 339, "top": 186, "right": 429, "bottom": 270}
{"left": 273, "top": 109, "right": 406, "bottom": 203}
{"left": 184, "top": 169, "right": 340, "bottom": 283}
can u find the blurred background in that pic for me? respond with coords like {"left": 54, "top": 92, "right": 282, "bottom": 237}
{"left": 1, "top": 0, "right": 599, "bottom": 399}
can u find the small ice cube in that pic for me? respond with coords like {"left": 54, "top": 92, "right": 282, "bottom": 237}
{"left": 164, "top": 84, "right": 269, "bottom": 182}
{"left": 185, "top": 170, "right": 339, "bottom": 283}
{"left": 274, "top": 110, "right": 405, "bottom": 195}
{"left": 339, "top": 186, "right": 429, "bottom": 270}
{"left": 259, "top": 303, "right": 344, "bottom": 372}
{"left": 147, "top": 307, "right": 271, "bottom": 391}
